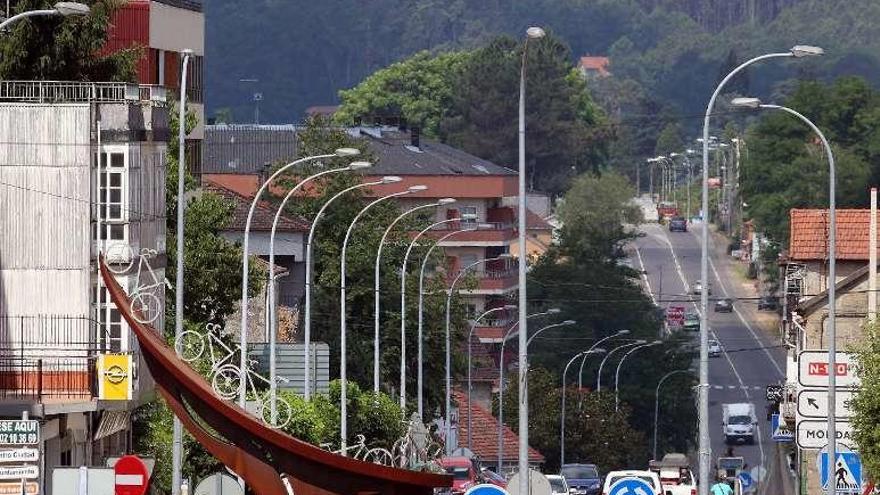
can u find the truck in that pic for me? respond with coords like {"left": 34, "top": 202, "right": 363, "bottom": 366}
{"left": 648, "top": 453, "right": 696, "bottom": 495}
{"left": 721, "top": 403, "right": 757, "bottom": 444}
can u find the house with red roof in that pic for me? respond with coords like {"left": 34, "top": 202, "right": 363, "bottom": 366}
{"left": 577, "top": 56, "right": 611, "bottom": 79}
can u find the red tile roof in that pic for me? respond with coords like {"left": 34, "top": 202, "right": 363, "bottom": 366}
{"left": 578, "top": 56, "right": 610, "bottom": 76}
{"left": 789, "top": 209, "right": 879, "bottom": 261}
{"left": 526, "top": 210, "right": 553, "bottom": 231}
{"left": 454, "top": 390, "right": 545, "bottom": 464}
{"left": 203, "top": 178, "right": 310, "bottom": 232}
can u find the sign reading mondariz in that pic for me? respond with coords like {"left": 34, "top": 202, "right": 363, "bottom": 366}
{"left": 0, "top": 421, "right": 39, "bottom": 446}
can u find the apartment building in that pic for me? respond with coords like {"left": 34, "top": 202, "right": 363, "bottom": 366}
{"left": 104, "top": 0, "right": 204, "bottom": 172}
{"left": 0, "top": 81, "right": 168, "bottom": 483}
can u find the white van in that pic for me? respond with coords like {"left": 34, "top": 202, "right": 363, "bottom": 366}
{"left": 722, "top": 403, "right": 757, "bottom": 444}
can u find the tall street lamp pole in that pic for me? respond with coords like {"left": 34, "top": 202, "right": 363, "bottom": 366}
{"left": 171, "top": 47, "right": 193, "bottom": 495}
{"left": 444, "top": 254, "right": 512, "bottom": 453}
{"left": 577, "top": 329, "right": 630, "bottom": 388}
{"left": 267, "top": 160, "right": 371, "bottom": 413}
{"left": 518, "top": 25, "right": 545, "bottom": 490}
{"left": 467, "top": 305, "right": 517, "bottom": 451}
{"left": 340, "top": 184, "right": 424, "bottom": 452}
{"left": 373, "top": 196, "right": 454, "bottom": 394}
{"left": 560, "top": 348, "right": 606, "bottom": 466}
{"left": 653, "top": 369, "right": 692, "bottom": 460}
{"left": 596, "top": 340, "right": 646, "bottom": 392}
{"left": 302, "top": 171, "right": 387, "bottom": 398}
{"left": 0, "top": 2, "right": 89, "bottom": 31}
{"left": 614, "top": 340, "right": 662, "bottom": 411}
{"left": 732, "top": 96, "right": 836, "bottom": 494}
{"left": 415, "top": 224, "right": 485, "bottom": 417}
{"left": 698, "top": 45, "right": 822, "bottom": 495}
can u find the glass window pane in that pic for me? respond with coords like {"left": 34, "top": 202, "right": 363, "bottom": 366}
{"left": 110, "top": 190, "right": 121, "bottom": 202}
{"left": 110, "top": 206, "right": 121, "bottom": 218}
{"left": 111, "top": 153, "right": 124, "bottom": 168}
{"left": 110, "top": 224, "right": 124, "bottom": 240}
{"left": 110, "top": 173, "right": 121, "bottom": 187}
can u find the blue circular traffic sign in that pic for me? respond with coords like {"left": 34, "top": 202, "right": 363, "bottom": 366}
{"left": 465, "top": 484, "right": 509, "bottom": 495}
{"left": 608, "top": 477, "right": 655, "bottom": 495}
{"left": 739, "top": 472, "right": 754, "bottom": 491}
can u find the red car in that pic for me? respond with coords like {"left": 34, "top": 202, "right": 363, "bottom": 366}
{"left": 439, "top": 456, "right": 479, "bottom": 494}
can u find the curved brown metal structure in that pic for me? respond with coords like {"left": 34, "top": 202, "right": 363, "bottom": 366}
{"left": 99, "top": 259, "right": 450, "bottom": 495}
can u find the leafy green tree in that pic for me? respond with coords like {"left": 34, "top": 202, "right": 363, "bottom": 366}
{"left": 851, "top": 322, "right": 880, "bottom": 481}
{"left": 0, "top": 0, "right": 138, "bottom": 81}
{"left": 334, "top": 50, "right": 470, "bottom": 136}
{"left": 655, "top": 122, "right": 684, "bottom": 157}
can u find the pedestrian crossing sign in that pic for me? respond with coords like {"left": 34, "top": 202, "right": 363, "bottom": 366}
{"left": 819, "top": 451, "right": 861, "bottom": 494}
{"left": 771, "top": 414, "right": 793, "bottom": 442}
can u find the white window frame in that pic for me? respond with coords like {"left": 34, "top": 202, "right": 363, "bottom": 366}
{"left": 95, "top": 145, "right": 129, "bottom": 251}
{"left": 94, "top": 282, "right": 129, "bottom": 353}
{"left": 460, "top": 206, "right": 478, "bottom": 224}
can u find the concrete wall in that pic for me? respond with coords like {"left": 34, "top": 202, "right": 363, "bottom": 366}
{"left": 149, "top": 2, "right": 204, "bottom": 55}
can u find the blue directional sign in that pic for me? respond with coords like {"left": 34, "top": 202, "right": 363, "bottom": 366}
{"left": 819, "top": 451, "right": 862, "bottom": 494}
{"left": 771, "top": 414, "right": 794, "bottom": 442}
{"left": 738, "top": 472, "right": 754, "bottom": 492}
{"left": 608, "top": 477, "right": 655, "bottom": 495}
{"left": 464, "top": 484, "right": 509, "bottom": 495}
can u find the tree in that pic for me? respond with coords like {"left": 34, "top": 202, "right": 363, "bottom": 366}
{"left": 654, "top": 122, "right": 684, "bottom": 157}
{"left": 334, "top": 50, "right": 470, "bottom": 136}
{"left": 0, "top": 0, "right": 139, "bottom": 81}
{"left": 851, "top": 322, "right": 880, "bottom": 481}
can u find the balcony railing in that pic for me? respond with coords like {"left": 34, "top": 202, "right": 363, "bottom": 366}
{"left": 0, "top": 315, "right": 105, "bottom": 356}
{"left": 448, "top": 268, "right": 518, "bottom": 281}
{"left": 0, "top": 357, "right": 96, "bottom": 399}
{"left": 0, "top": 81, "right": 166, "bottom": 104}
{"left": 435, "top": 221, "right": 513, "bottom": 231}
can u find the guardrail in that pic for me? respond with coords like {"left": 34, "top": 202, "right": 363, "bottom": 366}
{"left": 0, "top": 357, "right": 96, "bottom": 399}
{"left": 0, "top": 81, "right": 166, "bottom": 104}
{"left": 0, "top": 315, "right": 106, "bottom": 356}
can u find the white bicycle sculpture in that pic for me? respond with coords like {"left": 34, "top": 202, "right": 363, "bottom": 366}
{"left": 321, "top": 434, "right": 394, "bottom": 465}
{"left": 176, "top": 324, "right": 293, "bottom": 429}
{"left": 106, "top": 246, "right": 170, "bottom": 324}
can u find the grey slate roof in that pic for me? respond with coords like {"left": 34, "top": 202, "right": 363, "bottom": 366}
{"left": 204, "top": 124, "right": 301, "bottom": 174}
{"left": 355, "top": 129, "right": 516, "bottom": 176}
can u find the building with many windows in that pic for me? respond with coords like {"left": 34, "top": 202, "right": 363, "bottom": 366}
{"left": 0, "top": 80, "right": 168, "bottom": 484}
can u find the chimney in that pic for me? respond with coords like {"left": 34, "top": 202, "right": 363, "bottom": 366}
{"left": 411, "top": 126, "right": 420, "bottom": 150}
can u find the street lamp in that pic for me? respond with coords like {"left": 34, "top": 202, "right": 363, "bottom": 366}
{"left": 372, "top": 197, "right": 455, "bottom": 394}
{"left": 653, "top": 369, "right": 692, "bottom": 460}
{"left": 517, "top": 25, "right": 545, "bottom": 492}
{"left": 415, "top": 223, "right": 488, "bottom": 417}
{"left": 467, "top": 304, "right": 517, "bottom": 451}
{"left": 577, "top": 329, "right": 630, "bottom": 388}
{"left": 301, "top": 170, "right": 388, "bottom": 399}
{"left": 496, "top": 309, "right": 562, "bottom": 470}
{"left": 0, "top": 2, "right": 90, "bottom": 31}
{"left": 339, "top": 183, "right": 423, "bottom": 453}
{"left": 698, "top": 45, "right": 821, "bottom": 495}
{"left": 238, "top": 148, "right": 361, "bottom": 406}
{"left": 614, "top": 340, "right": 663, "bottom": 410}
{"left": 732, "top": 95, "right": 838, "bottom": 490}
{"left": 266, "top": 159, "right": 370, "bottom": 410}
{"left": 596, "top": 340, "right": 646, "bottom": 392}
{"left": 560, "top": 348, "right": 606, "bottom": 466}
{"left": 444, "top": 254, "right": 512, "bottom": 453}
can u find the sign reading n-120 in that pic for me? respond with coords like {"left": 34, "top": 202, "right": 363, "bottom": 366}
{"left": 798, "top": 351, "right": 859, "bottom": 388}
{"left": 0, "top": 420, "right": 39, "bottom": 445}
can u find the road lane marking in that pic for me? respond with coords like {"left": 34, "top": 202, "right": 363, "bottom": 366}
{"left": 633, "top": 244, "right": 656, "bottom": 305}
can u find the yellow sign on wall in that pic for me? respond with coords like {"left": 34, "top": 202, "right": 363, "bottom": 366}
{"left": 98, "top": 354, "right": 132, "bottom": 401}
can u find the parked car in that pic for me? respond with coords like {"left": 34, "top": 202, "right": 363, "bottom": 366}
{"left": 602, "top": 470, "right": 663, "bottom": 495}
{"left": 692, "top": 280, "right": 711, "bottom": 295}
{"left": 683, "top": 312, "right": 700, "bottom": 331}
{"left": 714, "top": 298, "right": 733, "bottom": 313}
{"left": 668, "top": 217, "right": 688, "bottom": 232}
{"left": 708, "top": 339, "right": 723, "bottom": 357}
{"left": 546, "top": 474, "right": 570, "bottom": 495}
{"left": 480, "top": 468, "right": 506, "bottom": 488}
{"left": 438, "top": 457, "right": 478, "bottom": 494}
{"left": 758, "top": 296, "right": 779, "bottom": 311}
{"left": 649, "top": 453, "right": 697, "bottom": 495}
{"left": 561, "top": 463, "right": 601, "bottom": 495}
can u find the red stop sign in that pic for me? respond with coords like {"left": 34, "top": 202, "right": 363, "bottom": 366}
{"left": 115, "top": 455, "right": 149, "bottom": 495}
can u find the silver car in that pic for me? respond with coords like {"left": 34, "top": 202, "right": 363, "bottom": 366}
{"left": 709, "top": 339, "right": 723, "bottom": 357}
{"left": 546, "top": 475, "right": 569, "bottom": 495}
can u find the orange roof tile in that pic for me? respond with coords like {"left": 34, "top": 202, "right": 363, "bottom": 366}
{"left": 454, "top": 390, "right": 544, "bottom": 463}
{"left": 578, "top": 56, "right": 610, "bottom": 76}
{"left": 789, "top": 208, "right": 879, "bottom": 261}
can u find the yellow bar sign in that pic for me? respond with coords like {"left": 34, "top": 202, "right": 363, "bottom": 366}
{"left": 98, "top": 354, "right": 133, "bottom": 401}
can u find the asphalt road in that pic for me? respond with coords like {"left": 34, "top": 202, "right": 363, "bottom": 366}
{"left": 632, "top": 222, "right": 789, "bottom": 494}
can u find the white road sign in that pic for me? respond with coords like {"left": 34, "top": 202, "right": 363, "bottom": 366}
{"left": 0, "top": 465, "right": 39, "bottom": 480}
{"left": 0, "top": 421, "right": 39, "bottom": 446}
{"left": 796, "top": 419, "right": 855, "bottom": 449}
{"left": 0, "top": 449, "right": 39, "bottom": 463}
{"left": 798, "top": 389, "right": 855, "bottom": 419}
{"left": 797, "top": 351, "right": 859, "bottom": 388}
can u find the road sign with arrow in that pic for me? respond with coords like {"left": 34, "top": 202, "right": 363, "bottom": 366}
{"left": 797, "top": 389, "right": 853, "bottom": 419}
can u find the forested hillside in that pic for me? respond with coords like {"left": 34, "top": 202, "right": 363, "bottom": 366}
{"left": 206, "top": 0, "right": 880, "bottom": 126}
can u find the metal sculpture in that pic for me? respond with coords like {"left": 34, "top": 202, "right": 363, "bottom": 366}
{"left": 105, "top": 246, "right": 170, "bottom": 324}
{"left": 99, "top": 257, "right": 450, "bottom": 495}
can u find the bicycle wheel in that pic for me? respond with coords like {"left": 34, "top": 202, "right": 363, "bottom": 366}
{"left": 104, "top": 244, "right": 135, "bottom": 274}
{"left": 364, "top": 448, "right": 394, "bottom": 466}
{"left": 176, "top": 331, "right": 205, "bottom": 362}
{"left": 211, "top": 365, "right": 242, "bottom": 399}
{"left": 131, "top": 292, "right": 161, "bottom": 324}
{"left": 260, "top": 396, "right": 293, "bottom": 429}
